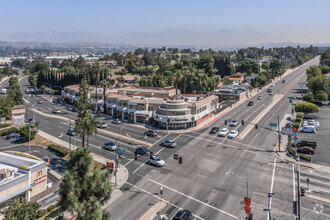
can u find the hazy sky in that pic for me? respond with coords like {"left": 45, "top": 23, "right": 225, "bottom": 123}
{"left": 1, "top": 0, "right": 329, "bottom": 43}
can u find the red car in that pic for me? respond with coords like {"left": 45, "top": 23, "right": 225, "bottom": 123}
{"left": 297, "top": 147, "right": 315, "bottom": 155}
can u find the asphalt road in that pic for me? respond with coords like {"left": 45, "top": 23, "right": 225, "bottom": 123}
{"left": 17, "top": 59, "right": 330, "bottom": 220}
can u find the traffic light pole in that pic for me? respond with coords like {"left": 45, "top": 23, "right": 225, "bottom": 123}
{"left": 297, "top": 156, "right": 301, "bottom": 220}
{"left": 115, "top": 138, "right": 118, "bottom": 187}
{"left": 277, "top": 115, "right": 281, "bottom": 152}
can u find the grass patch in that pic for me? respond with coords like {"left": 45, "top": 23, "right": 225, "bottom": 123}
{"left": 48, "top": 144, "right": 69, "bottom": 157}
{"left": 93, "top": 160, "right": 106, "bottom": 171}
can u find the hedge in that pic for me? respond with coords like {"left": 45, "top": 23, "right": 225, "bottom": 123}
{"left": 293, "top": 122, "right": 300, "bottom": 128}
{"left": 48, "top": 144, "right": 69, "bottom": 157}
{"left": 37, "top": 209, "right": 48, "bottom": 218}
{"left": 216, "top": 103, "right": 232, "bottom": 114}
{"left": 0, "top": 123, "right": 11, "bottom": 128}
{"left": 94, "top": 160, "right": 106, "bottom": 171}
{"left": 47, "top": 204, "right": 57, "bottom": 212}
{"left": 0, "top": 127, "right": 19, "bottom": 136}
{"left": 296, "top": 113, "right": 304, "bottom": 119}
{"left": 287, "top": 146, "right": 311, "bottom": 162}
{"left": 288, "top": 146, "right": 296, "bottom": 157}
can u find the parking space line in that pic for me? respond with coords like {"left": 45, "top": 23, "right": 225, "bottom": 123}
{"left": 124, "top": 181, "right": 205, "bottom": 220}
{"left": 148, "top": 178, "right": 238, "bottom": 219}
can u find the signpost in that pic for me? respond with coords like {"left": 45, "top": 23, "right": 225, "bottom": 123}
{"left": 269, "top": 123, "right": 277, "bottom": 127}
{"left": 117, "top": 148, "right": 126, "bottom": 155}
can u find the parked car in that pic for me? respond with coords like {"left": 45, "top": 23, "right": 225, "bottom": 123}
{"left": 303, "top": 120, "right": 319, "bottom": 129}
{"left": 230, "top": 119, "right": 239, "bottom": 127}
{"left": 281, "top": 79, "right": 286, "bottom": 83}
{"left": 103, "top": 142, "right": 118, "bottom": 151}
{"left": 297, "top": 141, "right": 317, "bottom": 149}
{"left": 266, "top": 89, "right": 272, "bottom": 93}
{"left": 247, "top": 101, "right": 254, "bottom": 106}
{"left": 135, "top": 146, "right": 152, "bottom": 155}
{"left": 228, "top": 130, "right": 239, "bottom": 139}
{"left": 218, "top": 128, "right": 229, "bottom": 137}
{"left": 173, "top": 210, "right": 192, "bottom": 220}
{"left": 6, "top": 133, "right": 20, "bottom": 139}
{"left": 160, "top": 140, "right": 176, "bottom": 148}
{"left": 209, "top": 126, "right": 219, "bottom": 134}
{"left": 300, "top": 126, "right": 316, "bottom": 133}
{"left": 144, "top": 130, "right": 157, "bottom": 137}
{"left": 97, "top": 122, "right": 108, "bottom": 128}
{"left": 112, "top": 119, "right": 122, "bottom": 124}
{"left": 297, "top": 147, "right": 315, "bottom": 155}
{"left": 271, "top": 83, "right": 275, "bottom": 87}
{"left": 15, "top": 136, "right": 25, "bottom": 143}
{"left": 269, "top": 92, "right": 274, "bottom": 96}
{"left": 291, "top": 96, "right": 296, "bottom": 100}
{"left": 37, "top": 100, "right": 44, "bottom": 104}
{"left": 147, "top": 156, "right": 165, "bottom": 167}
{"left": 52, "top": 109, "right": 61, "bottom": 114}
{"left": 67, "top": 128, "right": 77, "bottom": 136}
{"left": 257, "top": 96, "right": 263, "bottom": 100}
{"left": 71, "top": 107, "right": 77, "bottom": 112}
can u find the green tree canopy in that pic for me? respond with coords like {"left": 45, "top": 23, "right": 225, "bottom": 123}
{"left": 308, "top": 75, "right": 329, "bottom": 95}
{"left": 0, "top": 198, "right": 40, "bottom": 220}
{"left": 269, "top": 59, "right": 284, "bottom": 76}
{"left": 59, "top": 147, "right": 112, "bottom": 220}
{"left": 314, "top": 90, "right": 328, "bottom": 102}
{"left": 295, "top": 102, "right": 319, "bottom": 114}
{"left": 306, "top": 65, "right": 322, "bottom": 81}
{"left": 237, "top": 58, "right": 260, "bottom": 75}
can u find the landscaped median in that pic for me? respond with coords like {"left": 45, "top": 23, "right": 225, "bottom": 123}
{"left": 287, "top": 145, "right": 312, "bottom": 162}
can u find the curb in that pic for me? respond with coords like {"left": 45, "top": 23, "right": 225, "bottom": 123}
{"left": 191, "top": 112, "right": 227, "bottom": 132}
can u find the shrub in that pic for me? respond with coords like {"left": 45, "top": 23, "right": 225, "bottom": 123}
{"left": 0, "top": 127, "right": 19, "bottom": 136}
{"left": 293, "top": 122, "right": 300, "bottom": 128}
{"left": 19, "top": 124, "right": 37, "bottom": 142}
{"left": 0, "top": 123, "right": 11, "bottom": 128}
{"left": 38, "top": 209, "right": 48, "bottom": 218}
{"left": 296, "top": 113, "right": 304, "bottom": 119}
{"left": 216, "top": 103, "right": 232, "bottom": 113}
{"left": 93, "top": 160, "right": 106, "bottom": 171}
{"left": 48, "top": 145, "right": 69, "bottom": 157}
{"left": 47, "top": 204, "right": 57, "bottom": 212}
{"left": 299, "top": 154, "right": 312, "bottom": 162}
{"left": 288, "top": 146, "right": 296, "bottom": 157}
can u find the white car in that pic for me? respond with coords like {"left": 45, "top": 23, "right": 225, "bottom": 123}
{"left": 52, "top": 109, "right": 61, "bottom": 114}
{"left": 103, "top": 142, "right": 118, "bottom": 151}
{"left": 218, "top": 128, "right": 229, "bottom": 137}
{"left": 303, "top": 120, "right": 319, "bottom": 129}
{"left": 228, "top": 130, "right": 239, "bottom": 139}
{"left": 147, "top": 156, "right": 165, "bottom": 167}
{"left": 269, "top": 92, "right": 274, "bottom": 96}
{"left": 257, "top": 95, "right": 263, "bottom": 100}
{"left": 112, "top": 119, "right": 122, "bottom": 124}
{"left": 271, "top": 83, "right": 275, "bottom": 87}
{"left": 97, "top": 122, "right": 108, "bottom": 128}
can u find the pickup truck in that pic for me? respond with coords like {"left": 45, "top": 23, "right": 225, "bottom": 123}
{"left": 297, "top": 141, "right": 317, "bottom": 149}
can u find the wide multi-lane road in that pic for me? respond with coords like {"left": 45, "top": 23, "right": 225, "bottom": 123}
{"left": 18, "top": 57, "right": 330, "bottom": 219}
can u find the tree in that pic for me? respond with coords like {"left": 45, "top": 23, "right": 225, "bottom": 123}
{"left": 0, "top": 198, "right": 40, "bottom": 220}
{"left": 314, "top": 90, "right": 328, "bottom": 102}
{"left": 302, "top": 93, "right": 315, "bottom": 102}
{"left": 295, "top": 102, "right": 319, "bottom": 114}
{"left": 270, "top": 59, "right": 283, "bottom": 77}
{"left": 306, "top": 65, "right": 322, "bottom": 81}
{"left": 99, "top": 79, "right": 112, "bottom": 114}
{"left": 308, "top": 75, "right": 328, "bottom": 95}
{"left": 59, "top": 147, "right": 112, "bottom": 220}
{"left": 7, "top": 76, "right": 23, "bottom": 105}
{"left": 0, "top": 96, "right": 13, "bottom": 117}
{"left": 237, "top": 58, "right": 260, "bottom": 75}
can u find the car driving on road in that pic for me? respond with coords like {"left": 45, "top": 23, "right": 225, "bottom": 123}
{"left": 52, "top": 109, "right": 61, "bottom": 114}
{"left": 160, "top": 140, "right": 176, "bottom": 148}
{"left": 103, "top": 142, "right": 118, "bottom": 151}
{"left": 112, "top": 119, "right": 122, "bottom": 124}
{"left": 218, "top": 128, "right": 229, "bottom": 137}
{"left": 66, "top": 128, "right": 77, "bottom": 136}
{"left": 257, "top": 95, "right": 263, "bottom": 100}
{"left": 135, "top": 146, "right": 152, "bottom": 155}
{"left": 230, "top": 119, "right": 239, "bottom": 127}
{"left": 228, "top": 130, "right": 239, "bottom": 139}
{"left": 144, "top": 130, "right": 157, "bottom": 137}
{"left": 209, "top": 126, "right": 219, "bottom": 134}
{"left": 281, "top": 79, "right": 286, "bottom": 83}
{"left": 96, "top": 121, "right": 108, "bottom": 128}
{"left": 37, "top": 100, "right": 44, "bottom": 104}
{"left": 247, "top": 101, "right": 254, "bottom": 106}
{"left": 173, "top": 210, "right": 192, "bottom": 220}
{"left": 266, "top": 89, "right": 272, "bottom": 93}
{"left": 147, "top": 155, "right": 165, "bottom": 167}
{"left": 269, "top": 92, "right": 274, "bottom": 96}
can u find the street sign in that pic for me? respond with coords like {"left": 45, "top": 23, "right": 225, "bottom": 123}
{"left": 244, "top": 205, "right": 251, "bottom": 214}
{"left": 270, "top": 123, "right": 277, "bottom": 127}
{"left": 293, "top": 136, "right": 298, "bottom": 140}
{"left": 282, "top": 127, "right": 293, "bottom": 136}
{"left": 294, "top": 140, "right": 298, "bottom": 143}
{"left": 117, "top": 148, "right": 126, "bottom": 154}
{"left": 292, "top": 127, "right": 298, "bottom": 132}
{"left": 293, "top": 133, "right": 297, "bottom": 137}
{"left": 107, "top": 162, "right": 114, "bottom": 169}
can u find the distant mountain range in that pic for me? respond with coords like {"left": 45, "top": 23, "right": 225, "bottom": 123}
{"left": 0, "top": 29, "right": 329, "bottom": 50}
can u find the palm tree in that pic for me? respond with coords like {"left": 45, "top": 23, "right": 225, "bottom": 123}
{"left": 173, "top": 70, "right": 181, "bottom": 95}
{"left": 99, "top": 79, "right": 111, "bottom": 114}
{"left": 76, "top": 111, "right": 99, "bottom": 147}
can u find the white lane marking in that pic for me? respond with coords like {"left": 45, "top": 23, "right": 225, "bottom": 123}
{"left": 117, "top": 194, "right": 149, "bottom": 220}
{"left": 0, "top": 143, "right": 27, "bottom": 149}
{"left": 123, "top": 158, "right": 134, "bottom": 167}
{"left": 155, "top": 147, "right": 165, "bottom": 155}
{"left": 267, "top": 159, "right": 277, "bottom": 220}
{"left": 124, "top": 182, "right": 205, "bottom": 220}
{"left": 132, "top": 161, "right": 148, "bottom": 174}
{"left": 148, "top": 178, "right": 238, "bottom": 219}
{"left": 44, "top": 120, "right": 48, "bottom": 123}
{"left": 244, "top": 104, "right": 266, "bottom": 121}
{"left": 148, "top": 133, "right": 171, "bottom": 149}
{"left": 292, "top": 164, "right": 296, "bottom": 204}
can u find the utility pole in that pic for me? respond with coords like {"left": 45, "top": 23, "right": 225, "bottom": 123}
{"left": 69, "top": 120, "right": 72, "bottom": 150}
{"left": 297, "top": 155, "right": 301, "bottom": 220}
{"left": 115, "top": 138, "right": 118, "bottom": 187}
{"left": 277, "top": 115, "right": 281, "bottom": 151}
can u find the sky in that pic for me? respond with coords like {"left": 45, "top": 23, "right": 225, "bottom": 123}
{"left": 1, "top": 0, "right": 330, "bottom": 44}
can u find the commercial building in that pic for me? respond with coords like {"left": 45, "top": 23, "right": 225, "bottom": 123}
{"left": 0, "top": 152, "right": 48, "bottom": 209}
{"left": 214, "top": 84, "right": 250, "bottom": 101}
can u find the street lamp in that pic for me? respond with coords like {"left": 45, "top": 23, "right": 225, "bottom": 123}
{"left": 42, "top": 83, "right": 52, "bottom": 102}
{"left": 32, "top": 104, "right": 35, "bottom": 123}
{"left": 225, "top": 171, "right": 249, "bottom": 198}
{"left": 114, "top": 124, "right": 129, "bottom": 187}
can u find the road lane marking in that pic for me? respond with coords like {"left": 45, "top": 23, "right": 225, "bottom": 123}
{"left": 292, "top": 164, "right": 296, "bottom": 205}
{"left": 148, "top": 133, "right": 171, "bottom": 149}
{"left": 124, "top": 182, "right": 205, "bottom": 220}
{"left": 132, "top": 161, "right": 148, "bottom": 174}
{"left": 117, "top": 194, "right": 149, "bottom": 220}
{"left": 148, "top": 178, "right": 238, "bottom": 219}
{"left": 267, "top": 159, "right": 277, "bottom": 220}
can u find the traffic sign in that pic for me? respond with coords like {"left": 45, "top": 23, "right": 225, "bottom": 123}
{"left": 270, "top": 123, "right": 277, "bottom": 127}
{"left": 292, "top": 127, "right": 298, "bottom": 132}
{"left": 244, "top": 205, "right": 251, "bottom": 214}
{"left": 117, "top": 148, "right": 126, "bottom": 154}
{"left": 293, "top": 133, "right": 297, "bottom": 137}
{"left": 244, "top": 197, "right": 251, "bottom": 206}
{"left": 294, "top": 140, "right": 298, "bottom": 143}
{"left": 293, "top": 136, "right": 298, "bottom": 140}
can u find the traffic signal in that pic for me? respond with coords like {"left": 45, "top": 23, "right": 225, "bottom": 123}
{"left": 293, "top": 201, "right": 297, "bottom": 215}
{"left": 150, "top": 151, "right": 153, "bottom": 155}
{"left": 242, "top": 120, "right": 245, "bottom": 126}
{"left": 255, "top": 124, "right": 258, "bottom": 129}
{"left": 179, "top": 156, "right": 183, "bottom": 164}
{"left": 134, "top": 152, "right": 138, "bottom": 160}
{"left": 225, "top": 120, "right": 227, "bottom": 125}
{"left": 301, "top": 188, "right": 305, "bottom": 196}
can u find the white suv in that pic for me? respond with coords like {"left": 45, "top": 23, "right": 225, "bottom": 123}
{"left": 218, "top": 128, "right": 229, "bottom": 137}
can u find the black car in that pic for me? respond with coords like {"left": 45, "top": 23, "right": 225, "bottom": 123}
{"left": 209, "top": 126, "right": 219, "bottom": 134}
{"left": 6, "top": 133, "right": 20, "bottom": 139}
{"left": 14, "top": 136, "right": 25, "bottom": 143}
{"left": 135, "top": 147, "right": 152, "bottom": 155}
{"left": 173, "top": 210, "right": 192, "bottom": 220}
{"left": 67, "top": 128, "right": 77, "bottom": 136}
{"left": 144, "top": 130, "right": 157, "bottom": 137}
{"left": 281, "top": 79, "right": 286, "bottom": 83}
{"left": 28, "top": 118, "right": 34, "bottom": 124}
{"left": 266, "top": 89, "right": 272, "bottom": 93}
{"left": 247, "top": 101, "right": 254, "bottom": 106}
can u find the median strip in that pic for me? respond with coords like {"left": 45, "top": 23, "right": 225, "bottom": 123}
{"left": 238, "top": 94, "right": 284, "bottom": 140}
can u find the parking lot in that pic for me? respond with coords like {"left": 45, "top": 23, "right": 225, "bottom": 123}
{"left": 298, "top": 105, "right": 330, "bottom": 166}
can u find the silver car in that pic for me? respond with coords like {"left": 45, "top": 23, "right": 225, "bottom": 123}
{"left": 103, "top": 142, "right": 118, "bottom": 151}
{"left": 112, "top": 119, "right": 122, "bottom": 124}
{"left": 97, "top": 122, "right": 108, "bottom": 128}
{"left": 147, "top": 156, "right": 165, "bottom": 167}
{"left": 160, "top": 140, "right": 176, "bottom": 148}
{"left": 230, "top": 119, "right": 239, "bottom": 127}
